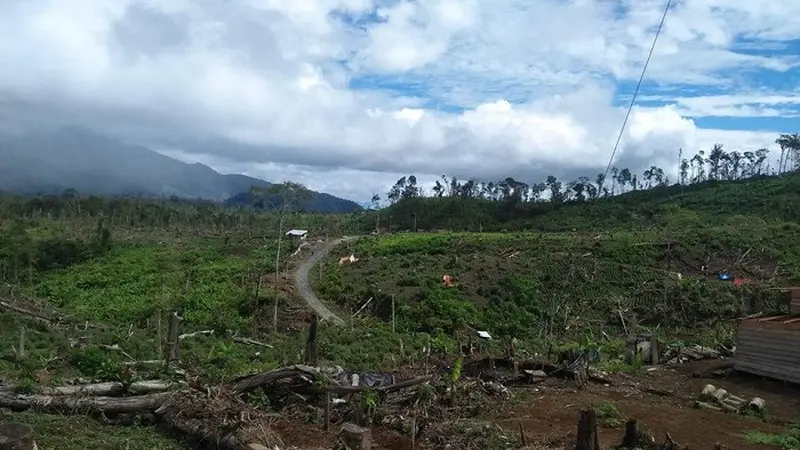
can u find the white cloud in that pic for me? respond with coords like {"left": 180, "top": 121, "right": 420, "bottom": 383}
{"left": 0, "top": 0, "right": 797, "bottom": 202}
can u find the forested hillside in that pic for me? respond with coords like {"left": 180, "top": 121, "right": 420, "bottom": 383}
{"left": 366, "top": 137, "right": 800, "bottom": 232}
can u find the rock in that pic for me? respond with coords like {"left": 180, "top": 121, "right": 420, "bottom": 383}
{"left": 339, "top": 423, "right": 371, "bottom": 450}
{"left": 699, "top": 384, "right": 717, "bottom": 400}
{"left": 748, "top": 397, "right": 766, "bottom": 412}
{"left": 525, "top": 370, "right": 547, "bottom": 378}
{"left": 246, "top": 444, "right": 270, "bottom": 450}
{"left": 0, "top": 423, "right": 35, "bottom": 450}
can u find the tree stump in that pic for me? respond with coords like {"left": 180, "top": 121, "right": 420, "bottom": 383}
{"left": 0, "top": 423, "right": 35, "bottom": 450}
{"left": 619, "top": 419, "right": 656, "bottom": 449}
{"left": 339, "top": 423, "right": 372, "bottom": 450}
{"left": 574, "top": 409, "right": 600, "bottom": 450}
{"left": 304, "top": 314, "right": 319, "bottom": 366}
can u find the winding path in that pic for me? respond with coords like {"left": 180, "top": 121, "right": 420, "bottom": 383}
{"left": 293, "top": 236, "right": 359, "bottom": 325}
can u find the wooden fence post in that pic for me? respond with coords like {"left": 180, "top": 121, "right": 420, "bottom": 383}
{"left": 305, "top": 314, "right": 319, "bottom": 366}
{"left": 574, "top": 409, "right": 600, "bottom": 450}
{"left": 165, "top": 311, "right": 181, "bottom": 365}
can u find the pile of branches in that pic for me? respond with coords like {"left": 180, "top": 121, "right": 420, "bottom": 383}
{"left": 0, "top": 365, "right": 432, "bottom": 450}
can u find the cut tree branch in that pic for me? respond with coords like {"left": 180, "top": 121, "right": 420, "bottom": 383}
{"left": 0, "top": 391, "right": 173, "bottom": 414}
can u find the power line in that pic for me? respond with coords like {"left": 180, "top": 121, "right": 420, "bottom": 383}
{"left": 600, "top": 0, "right": 674, "bottom": 191}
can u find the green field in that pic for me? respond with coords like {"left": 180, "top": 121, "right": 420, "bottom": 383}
{"left": 0, "top": 172, "right": 799, "bottom": 448}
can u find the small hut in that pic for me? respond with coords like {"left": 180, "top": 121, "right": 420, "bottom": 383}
{"left": 734, "top": 291, "right": 800, "bottom": 384}
{"left": 285, "top": 229, "right": 308, "bottom": 241}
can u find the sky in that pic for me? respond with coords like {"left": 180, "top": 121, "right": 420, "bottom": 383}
{"left": 0, "top": 0, "right": 799, "bottom": 203}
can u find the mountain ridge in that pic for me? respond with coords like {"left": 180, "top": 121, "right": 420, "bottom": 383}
{"left": 0, "top": 128, "right": 361, "bottom": 213}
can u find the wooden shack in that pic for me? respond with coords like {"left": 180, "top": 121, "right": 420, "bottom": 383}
{"left": 790, "top": 287, "right": 800, "bottom": 315}
{"left": 734, "top": 315, "right": 800, "bottom": 384}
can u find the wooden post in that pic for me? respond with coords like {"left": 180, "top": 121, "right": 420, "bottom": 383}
{"left": 650, "top": 336, "right": 659, "bottom": 365}
{"left": 324, "top": 391, "right": 331, "bottom": 432}
{"left": 391, "top": 295, "right": 395, "bottom": 333}
{"left": 304, "top": 314, "right": 319, "bottom": 366}
{"left": 410, "top": 418, "right": 416, "bottom": 450}
{"left": 0, "top": 423, "right": 35, "bottom": 450}
{"left": 574, "top": 409, "right": 600, "bottom": 450}
{"left": 17, "top": 326, "right": 26, "bottom": 360}
{"left": 621, "top": 419, "right": 638, "bottom": 448}
{"left": 165, "top": 312, "right": 181, "bottom": 365}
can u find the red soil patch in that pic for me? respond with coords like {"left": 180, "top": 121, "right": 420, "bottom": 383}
{"left": 264, "top": 362, "right": 799, "bottom": 449}
{"left": 496, "top": 365, "right": 800, "bottom": 450}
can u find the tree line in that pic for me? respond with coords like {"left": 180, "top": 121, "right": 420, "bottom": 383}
{"left": 377, "top": 134, "right": 800, "bottom": 205}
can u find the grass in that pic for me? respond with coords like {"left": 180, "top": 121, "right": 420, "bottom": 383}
{"left": 0, "top": 173, "right": 798, "bottom": 449}
{"left": 743, "top": 424, "right": 800, "bottom": 450}
{"left": 595, "top": 402, "right": 623, "bottom": 428}
{"left": 0, "top": 411, "right": 186, "bottom": 449}
{"left": 315, "top": 220, "right": 798, "bottom": 343}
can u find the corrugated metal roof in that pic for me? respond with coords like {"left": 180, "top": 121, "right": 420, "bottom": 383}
{"left": 285, "top": 229, "right": 308, "bottom": 236}
{"left": 741, "top": 314, "right": 800, "bottom": 327}
{"left": 735, "top": 314, "right": 800, "bottom": 384}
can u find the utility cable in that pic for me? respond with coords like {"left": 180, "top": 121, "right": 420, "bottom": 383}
{"left": 600, "top": 0, "right": 674, "bottom": 191}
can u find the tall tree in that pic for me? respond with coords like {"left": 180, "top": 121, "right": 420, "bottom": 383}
{"left": 250, "top": 182, "right": 312, "bottom": 330}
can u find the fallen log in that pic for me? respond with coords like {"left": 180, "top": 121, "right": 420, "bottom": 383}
{"left": 0, "top": 300, "right": 60, "bottom": 326}
{"left": 154, "top": 388, "right": 283, "bottom": 450}
{"left": 226, "top": 365, "right": 320, "bottom": 394}
{"left": 0, "top": 298, "right": 104, "bottom": 330}
{"left": 233, "top": 337, "right": 273, "bottom": 349}
{"left": 228, "top": 365, "right": 432, "bottom": 397}
{"left": 323, "top": 375, "right": 433, "bottom": 396}
{"left": 0, "top": 380, "right": 178, "bottom": 397}
{"left": 0, "top": 391, "right": 173, "bottom": 414}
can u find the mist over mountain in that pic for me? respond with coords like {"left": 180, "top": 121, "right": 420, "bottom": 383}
{"left": 0, "top": 128, "right": 361, "bottom": 213}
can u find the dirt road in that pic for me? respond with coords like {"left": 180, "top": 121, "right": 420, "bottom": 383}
{"left": 293, "top": 236, "right": 358, "bottom": 325}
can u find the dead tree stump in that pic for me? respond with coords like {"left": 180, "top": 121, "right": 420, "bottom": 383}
{"left": 305, "top": 314, "right": 319, "bottom": 366}
{"left": 339, "top": 423, "right": 371, "bottom": 450}
{"left": 0, "top": 423, "right": 35, "bottom": 450}
{"left": 619, "top": 419, "right": 656, "bottom": 449}
{"left": 164, "top": 311, "right": 181, "bottom": 364}
{"left": 575, "top": 409, "right": 600, "bottom": 450}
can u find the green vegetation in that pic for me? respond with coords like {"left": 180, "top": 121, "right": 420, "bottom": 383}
{"left": 0, "top": 411, "right": 185, "bottom": 450}
{"left": 594, "top": 402, "right": 623, "bottom": 428}
{"left": 743, "top": 424, "right": 800, "bottom": 450}
{"left": 365, "top": 138, "right": 800, "bottom": 233}
{"left": 0, "top": 159, "right": 799, "bottom": 448}
{"left": 316, "top": 223, "right": 797, "bottom": 344}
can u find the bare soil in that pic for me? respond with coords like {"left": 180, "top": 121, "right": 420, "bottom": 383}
{"left": 268, "top": 361, "right": 800, "bottom": 449}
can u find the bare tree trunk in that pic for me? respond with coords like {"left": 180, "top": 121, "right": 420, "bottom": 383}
{"left": 165, "top": 312, "right": 180, "bottom": 365}
{"left": 304, "top": 314, "right": 319, "bottom": 366}
{"left": 274, "top": 207, "right": 285, "bottom": 331}
{"left": 0, "top": 392, "right": 172, "bottom": 414}
{"left": 574, "top": 409, "right": 600, "bottom": 450}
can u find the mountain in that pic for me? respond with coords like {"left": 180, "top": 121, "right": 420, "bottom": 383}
{"left": 0, "top": 128, "right": 361, "bottom": 213}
